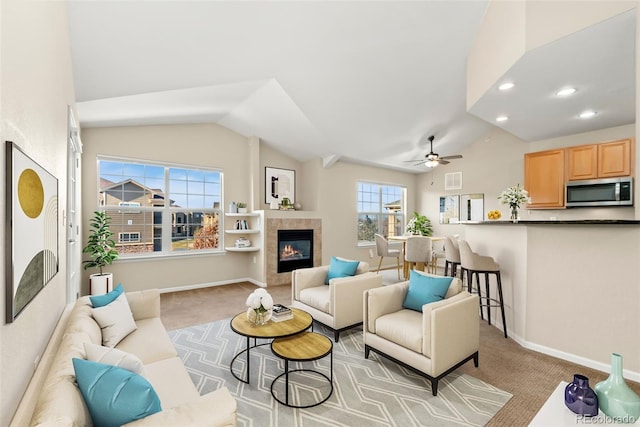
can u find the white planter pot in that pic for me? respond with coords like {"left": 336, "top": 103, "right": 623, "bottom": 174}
{"left": 90, "top": 273, "right": 113, "bottom": 295}
{"left": 237, "top": 207, "right": 248, "bottom": 213}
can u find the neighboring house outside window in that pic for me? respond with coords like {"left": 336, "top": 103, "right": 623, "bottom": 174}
{"left": 98, "top": 157, "right": 222, "bottom": 257}
{"left": 357, "top": 181, "right": 405, "bottom": 245}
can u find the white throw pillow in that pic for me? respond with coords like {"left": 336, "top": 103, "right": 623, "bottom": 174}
{"left": 91, "top": 293, "right": 137, "bottom": 347}
{"left": 83, "top": 342, "right": 145, "bottom": 375}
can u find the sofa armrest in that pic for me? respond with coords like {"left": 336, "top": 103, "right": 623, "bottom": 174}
{"left": 425, "top": 292, "right": 479, "bottom": 377}
{"left": 331, "top": 272, "right": 382, "bottom": 329}
{"left": 363, "top": 281, "right": 408, "bottom": 334}
{"left": 292, "top": 266, "right": 330, "bottom": 300}
{"left": 124, "top": 387, "right": 237, "bottom": 427}
{"left": 126, "top": 289, "right": 160, "bottom": 321}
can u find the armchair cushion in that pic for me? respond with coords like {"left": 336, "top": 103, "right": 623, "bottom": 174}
{"left": 299, "top": 285, "right": 331, "bottom": 314}
{"left": 325, "top": 256, "right": 360, "bottom": 284}
{"left": 375, "top": 309, "right": 422, "bottom": 353}
{"left": 402, "top": 270, "right": 453, "bottom": 312}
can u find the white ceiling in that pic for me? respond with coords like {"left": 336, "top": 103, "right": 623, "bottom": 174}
{"left": 68, "top": 1, "right": 636, "bottom": 173}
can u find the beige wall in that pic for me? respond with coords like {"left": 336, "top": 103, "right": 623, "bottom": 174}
{"left": 0, "top": 0, "right": 76, "bottom": 423}
{"left": 80, "top": 124, "right": 264, "bottom": 293}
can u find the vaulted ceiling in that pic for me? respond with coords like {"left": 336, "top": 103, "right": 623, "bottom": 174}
{"left": 68, "top": 1, "right": 636, "bottom": 173}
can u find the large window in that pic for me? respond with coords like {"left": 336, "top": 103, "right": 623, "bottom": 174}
{"left": 357, "top": 182, "right": 405, "bottom": 245}
{"left": 98, "top": 157, "right": 222, "bottom": 257}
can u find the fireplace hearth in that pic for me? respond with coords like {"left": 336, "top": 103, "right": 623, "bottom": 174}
{"left": 277, "top": 229, "right": 313, "bottom": 273}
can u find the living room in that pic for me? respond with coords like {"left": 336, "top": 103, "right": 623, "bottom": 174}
{"left": 2, "top": 1, "right": 639, "bottom": 426}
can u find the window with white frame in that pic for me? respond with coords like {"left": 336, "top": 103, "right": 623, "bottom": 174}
{"left": 357, "top": 181, "right": 405, "bottom": 245}
{"left": 98, "top": 157, "right": 222, "bottom": 257}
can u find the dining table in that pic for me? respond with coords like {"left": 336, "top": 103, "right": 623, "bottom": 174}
{"left": 388, "top": 235, "right": 445, "bottom": 279}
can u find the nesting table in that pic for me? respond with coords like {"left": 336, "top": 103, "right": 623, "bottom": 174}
{"left": 229, "top": 308, "right": 312, "bottom": 384}
{"left": 270, "top": 331, "right": 333, "bottom": 408}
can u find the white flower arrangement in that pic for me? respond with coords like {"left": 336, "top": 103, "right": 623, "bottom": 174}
{"left": 246, "top": 288, "right": 273, "bottom": 314}
{"left": 498, "top": 183, "right": 529, "bottom": 209}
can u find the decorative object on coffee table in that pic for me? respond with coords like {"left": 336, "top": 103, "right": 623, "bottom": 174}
{"left": 246, "top": 289, "right": 273, "bottom": 325}
{"left": 564, "top": 374, "right": 598, "bottom": 416}
{"left": 594, "top": 353, "right": 640, "bottom": 423}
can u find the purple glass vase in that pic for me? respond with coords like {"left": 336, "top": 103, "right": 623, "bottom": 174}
{"left": 565, "top": 374, "right": 599, "bottom": 417}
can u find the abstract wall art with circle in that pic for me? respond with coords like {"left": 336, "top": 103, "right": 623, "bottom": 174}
{"left": 5, "top": 141, "right": 58, "bottom": 323}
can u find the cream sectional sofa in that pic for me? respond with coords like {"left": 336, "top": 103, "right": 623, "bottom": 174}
{"left": 29, "top": 289, "right": 237, "bottom": 426}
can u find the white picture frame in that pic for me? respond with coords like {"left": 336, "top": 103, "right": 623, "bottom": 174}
{"left": 265, "top": 167, "right": 295, "bottom": 204}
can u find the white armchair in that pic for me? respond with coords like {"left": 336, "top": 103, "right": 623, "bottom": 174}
{"left": 363, "top": 274, "right": 479, "bottom": 396}
{"left": 291, "top": 260, "right": 382, "bottom": 341}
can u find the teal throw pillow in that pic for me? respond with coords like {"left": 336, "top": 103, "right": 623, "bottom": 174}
{"left": 72, "top": 358, "right": 161, "bottom": 427}
{"left": 402, "top": 271, "right": 453, "bottom": 312}
{"left": 90, "top": 283, "right": 124, "bottom": 308}
{"left": 325, "top": 256, "right": 360, "bottom": 285}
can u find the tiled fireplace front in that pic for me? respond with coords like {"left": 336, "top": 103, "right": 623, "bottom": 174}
{"left": 266, "top": 218, "right": 321, "bottom": 286}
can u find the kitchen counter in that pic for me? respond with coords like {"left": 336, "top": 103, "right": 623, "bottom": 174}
{"left": 459, "top": 219, "right": 640, "bottom": 225}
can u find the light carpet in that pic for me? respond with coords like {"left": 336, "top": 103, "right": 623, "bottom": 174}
{"left": 168, "top": 319, "right": 511, "bottom": 427}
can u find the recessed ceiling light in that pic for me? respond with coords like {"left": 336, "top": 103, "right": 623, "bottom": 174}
{"left": 496, "top": 115, "right": 509, "bottom": 122}
{"left": 498, "top": 82, "right": 515, "bottom": 91}
{"left": 556, "top": 87, "right": 577, "bottom": 96}
{"left": 579, "top": 110, "right": 597, "bottom": 119}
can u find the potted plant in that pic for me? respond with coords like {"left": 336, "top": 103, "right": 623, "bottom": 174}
{"left": 236, "top": 202, "right": 248, "bottom": 213}
{"left": 406, "top": 212, "right": 433, "bottom": 236}
{"left": 83, "top": 211, "right": 119, "bottom": 295}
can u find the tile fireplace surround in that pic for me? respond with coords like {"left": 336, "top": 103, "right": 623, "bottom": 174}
{"left": 265, "top": 216, "right": 322, "bottom": 286}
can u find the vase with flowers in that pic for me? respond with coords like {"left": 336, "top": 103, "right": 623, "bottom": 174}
{"left": 498, "top": 184, "right": 529, "bottom": 223}
{"left": 246, "top": 288, "right": 274, "bottom": 326}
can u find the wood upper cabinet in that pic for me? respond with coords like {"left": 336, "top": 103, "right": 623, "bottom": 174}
{"left": 566, "top": 138, "right": 633, "bottom": 180}
{"left": 525, "top": 149, "right": 565, "bottom": 209}
{"left": 598, "top": 139, "right": 632, "bottom": 178}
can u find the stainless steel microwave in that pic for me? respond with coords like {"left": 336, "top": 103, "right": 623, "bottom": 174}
{"left": 565, "top": 177, "right": 633, "bottom": 207}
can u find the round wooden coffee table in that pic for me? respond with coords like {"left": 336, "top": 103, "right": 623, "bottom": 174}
{"left": 270, "top": 331, "right": 333, "bottom": 408}
{"left": 230, "top": 307, "right": 312, "bottom": 384}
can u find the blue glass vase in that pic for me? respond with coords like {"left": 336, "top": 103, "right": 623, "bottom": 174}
{"left": 564, "top": 374, "right": 598, "bottom": 416}
{"left": 594, "top": 353, "right": 640, "bottom": 423}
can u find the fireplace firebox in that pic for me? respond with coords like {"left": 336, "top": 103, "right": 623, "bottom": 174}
{"left": 277, "top": 229, "right": 313, "bottom": 273}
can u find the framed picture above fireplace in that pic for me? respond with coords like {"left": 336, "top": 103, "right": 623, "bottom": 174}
{"left": 265, "top": 167, "right": 295, "bottom": 204}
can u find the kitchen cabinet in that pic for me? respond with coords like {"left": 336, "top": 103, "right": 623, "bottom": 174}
{"left": 566, "top": 138, "right": 632, "bottom": 180}
{"left": 524, "top": 149, "right": 565, "bottom": 209}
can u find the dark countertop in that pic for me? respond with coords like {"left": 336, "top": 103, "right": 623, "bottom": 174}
{"left": 460, "top": 219, "right": 640, "bottom": 225}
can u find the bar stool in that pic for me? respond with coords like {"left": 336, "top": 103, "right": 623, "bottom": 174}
{"left": 458, "top": 240, "right": 507, "bottom": 339}
{"left": 443, "top": 236, "right": 461, "bottom": 278}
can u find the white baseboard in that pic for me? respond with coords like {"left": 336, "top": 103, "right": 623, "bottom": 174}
{"left": 158, "top": 277, "right": 267, "bottom": 294}
{"left": 489, "top": 321, "right": 640, "bottom": 383}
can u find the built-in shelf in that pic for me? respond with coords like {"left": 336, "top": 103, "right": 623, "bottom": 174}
{"left": 225, "top": 246, "right": 260, "bottom": 252}
{"left": 225, "top": 229, "right": 260, "bottom": 234}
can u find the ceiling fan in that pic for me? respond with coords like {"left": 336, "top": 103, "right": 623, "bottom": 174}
{"left": 405, "top": 135, "right": 463, "bottom": 167}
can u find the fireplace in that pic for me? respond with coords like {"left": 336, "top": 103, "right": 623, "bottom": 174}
{"left": 277, "top": 229, "right": 314, "bottom": 273}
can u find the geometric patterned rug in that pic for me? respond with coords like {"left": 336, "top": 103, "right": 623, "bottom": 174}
{"left": 168, "top": 319, "right": 512, "bottom": 427}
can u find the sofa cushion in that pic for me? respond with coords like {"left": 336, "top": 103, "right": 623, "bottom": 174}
{"left": 73, "top": 358, "right": 162, "bottom": 427}
{"left": 375, "top": 309, "right": 422, "bottom": 353}
{"left": 90, "top": 283, "right": 124, "bottom": 307}
{"left": 84, "top": 342, "right": 145, "bottom": 375}
{"left": 115, "top": 317, "right": 178, "bottom": 364}
{"left": 143, "top": 357, "right": 201, "bottom": 409}
{"left": 325, "top": 256, "right": 360, "bottom": 285}
{"left": 299, "top": 285, "right": 331, "bottom": 314}
{"left": 402, "top": 271, "right": 453, "bottom": 312}
{"left": 92, "top": 293, "right": 137, "bottom": 347}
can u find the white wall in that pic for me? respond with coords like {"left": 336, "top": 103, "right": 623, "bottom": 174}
{"left": 0, "top": 0, "right": 76, "bottom": 423}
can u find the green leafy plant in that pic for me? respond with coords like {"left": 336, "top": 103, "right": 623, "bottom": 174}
{"left": 406, "top": 212, "right": 433, "bottom": 236}
{"left": 82, "top": 211, "right": 119, "bottom": 275}
{"left": 236, "top": 202, "right": 247, "bottom": 208}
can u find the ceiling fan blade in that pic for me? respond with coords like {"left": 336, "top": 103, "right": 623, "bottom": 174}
{"left": 403, "top": 159, "right": 427, "bottom": 163}
{"left": 439, "top": 159, "right": 450, "bottom": 165}
{"left": 440, "top": 154, "right": 463, "bottom": 160}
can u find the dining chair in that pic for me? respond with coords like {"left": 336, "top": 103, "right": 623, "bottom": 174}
{"left": 374, "top": 234, "right": 401, "bottom": 280}
{"left": 404, "top": 236, "right": 432, "bottom": 273}
{"left": 444, "top": 236, "right": 461, "bottom": 278}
